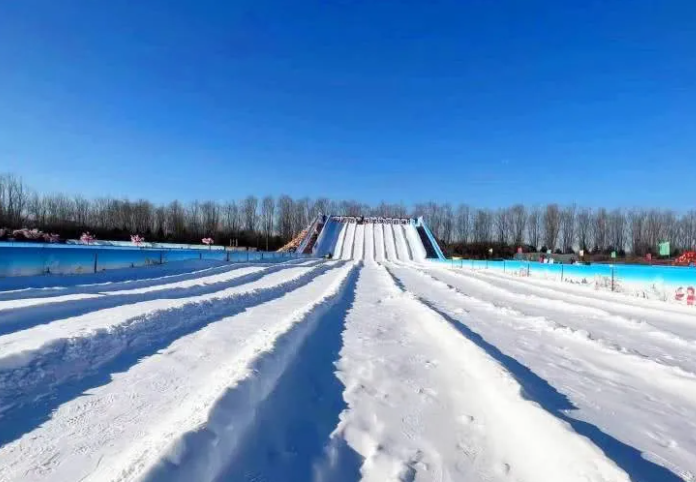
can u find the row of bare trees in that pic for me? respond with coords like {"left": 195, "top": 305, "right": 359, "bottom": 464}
{"left": 1, "top": 173, "right": 695, "bottom": 253}
{"left": 0, "top": 174, "right": 410, "bottom": 249}
{"left": 425, "top": 203, "right": 696, "bottom": 255}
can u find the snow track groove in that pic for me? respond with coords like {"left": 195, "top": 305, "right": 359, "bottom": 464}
{"left": 353, "top": 224, "right": 365, "bottom": 261}
{"left": 341, "top": 223, "right": 357, "bottom": 260}
{"left": 383, "top": 224, "right": 398, "bottom": 261}
{"left": 0, "top": 262, "right": 275, "bottom": 312}
{"left": 2, "top": 259, "right": 694, "bottom": 482}
{"left": 404, "top": 224, "right": 426, "bottom": 261}
{"left": 365, "top": 223, "right": 375, "bottom": 263}
{"left": 336, "top": 264, "right": 629, "bottom": 482}
{"left": 471, "top": 268, "right": 696, "bottom": 333}
{"left": 0, "top": 262, "right": 344, "bottom": 442}
{"left": 392, "top": 224, "right": 411, "bottom": 261}
{"left": 388, "top": 263, "right": 694, "bottom": 482}
{"left": 423, "top": 266, "right": 696, "bottom": 375}
{"left": 0, "top": 262, "right": 354, "bottom": 482}
{"left": 333, "top": 221, "right": 349, "bottom": 259}
{"left": 142, "top": 264, "right": 361, "bottom": 482}
{"left": 374, "top": 223, "right": 385, "bottom": 261}
{"left": 0, "top": 259, "right": 322, "bottom": 336}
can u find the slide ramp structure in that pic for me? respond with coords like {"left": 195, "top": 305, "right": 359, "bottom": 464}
{"left": 312, "top": 216, "right": 445, "bottom": 262}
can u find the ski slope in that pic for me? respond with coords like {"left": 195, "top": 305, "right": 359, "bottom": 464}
{"left": 1, "top": 254, "right": 695, "bottom": 482}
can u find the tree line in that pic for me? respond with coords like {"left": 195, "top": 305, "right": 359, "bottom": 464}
{"left": 1, "top": 173, "right": 695, "bottom": 255}
{"left": 422, "top": 203, "right": 696, "bottom": 258}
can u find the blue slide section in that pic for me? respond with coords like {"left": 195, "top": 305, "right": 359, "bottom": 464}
{"left": 416, "top": 217, "right": 446, "bottom": 260}
{"left": 314, "top": 215, "right": 343, "bottom": 257}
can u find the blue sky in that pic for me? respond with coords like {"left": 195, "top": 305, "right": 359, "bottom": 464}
{"left": 1, "top": 1, "right": 695, "bottom": 209}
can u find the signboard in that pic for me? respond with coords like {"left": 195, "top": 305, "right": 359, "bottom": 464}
{"left": 611, "top": 251, "right": 617, "bottom": 259}
{"left": 659, "top": 241, "right": 670, "bottom": 257}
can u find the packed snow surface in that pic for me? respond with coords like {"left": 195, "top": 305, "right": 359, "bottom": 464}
{"left": 0, "top": 254, "right": 695, "bottom": 482}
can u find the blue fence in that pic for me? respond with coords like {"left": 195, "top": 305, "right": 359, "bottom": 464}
{"left": 431, "top": 258, "right": 696, "bottom": 307}
{"left": 0, "top": 244, "right": 310, "bottom": 277}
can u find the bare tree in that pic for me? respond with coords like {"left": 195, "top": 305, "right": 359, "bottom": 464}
{"left": 494, "top": 208, "right": 511, "bottom": 244}
{"left": 663, "top": 210, "right": 678, "bottom": 252}
{"left": 276, "top": 195, "right": 294, "bottom": 241}
{"left": 592, "top": 208, "right": 608, "bottom": 252}
{"left": 629, "top": 209, "right": 646, "bottom": 255}
{"left": 473, "top": 209, "right": 492, "bottom": 243}
{"left": 559, "top": 205, "right": 576, "bottom": 253}
{"left": 0, "top": 174, "right": 28, "bottom": 227}
{"left": 27, "top": 192, "right": 47, "bottom": 227}
{"left": 312, "top": 197, "right": 330, "bottom": 217}
{"left": 608, "top": 209, "right": 626, "bottom": 252}
{"left": 261, "top": 196, "right": 275, "bottom": 250}
{"left": 154, "top": 205, "right": 167, "bottom": 237}
{"left": 511, "top": 204, "right": 526, "bottom": 246}
{"left": 168, "top": 201, "right": 186, "bottom": 238}
{"left": 73, "top": 196, "right": 91, "bottom": 228}
{"left": 441, "top": 204, "right": 454, "bottom": 244}
{"left": 131, "top": 199, "right": 154, "bottom": 234}
{"left": 644, "top": 209, "right": 663, "bottom": 250}
{"left": 222, "top": 201, "right": 240, "bottom": 244}
{"left": 421, "top": 202, "right": 443, "bottom": 239}
{"left": 543, "top": 204, "right": 561, "bottom": 251}
{"left": 682, "top": 210, "right": 696, "bottom": 250}
{"left": 455, "top": 204, "right": 471, "bottom": 243}
{"left": 576, "top": 208, "right": 592, "bottom": 252}
{"left": 339, "top": 200, "right": 363, "bottom": 218}
{"left": 187, "top": 201, "right": 202, "bottom": 237}
{"left": 200, "top": 201, "right": 220, "bottom": 237}
{"left": 242, "top": 196, "right": 258, "bottom": 234}
{"left": 527, "top": 207, "right": 542, "bottom": 250}
{"left": 293, "top": 197, "right": 310, "bottom": 235}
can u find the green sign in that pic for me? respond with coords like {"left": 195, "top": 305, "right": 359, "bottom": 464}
{"left": 611, "top": 251, "right": 617, "bottom": 259}
{"left": 658, "top": 241, "right": 670, "bottom": 257}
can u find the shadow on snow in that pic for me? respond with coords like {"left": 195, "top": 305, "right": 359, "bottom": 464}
{"left": 142, "top": 265, "right": 363, "bottom": 482}
{"left": 384, "top": 266, "right": 684, "bottom": 482}
{"left": 0, "top": 262, "right": 341, "bottom": 448}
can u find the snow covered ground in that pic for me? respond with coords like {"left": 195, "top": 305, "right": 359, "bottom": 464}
{"left": 1, "top": 247, "right": 695, "bottom": 481}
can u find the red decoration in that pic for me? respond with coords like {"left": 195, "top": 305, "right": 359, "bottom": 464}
{"left": 674, "top": 251, "right": 696, "bottom": 267}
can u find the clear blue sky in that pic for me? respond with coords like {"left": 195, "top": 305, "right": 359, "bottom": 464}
{"left": 1, "top": 1, "right": 695, "bottom": 209}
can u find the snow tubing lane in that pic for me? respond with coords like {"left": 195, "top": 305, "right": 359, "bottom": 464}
{"left": 139, "top": 263, "right": 360, "bottom": 482}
